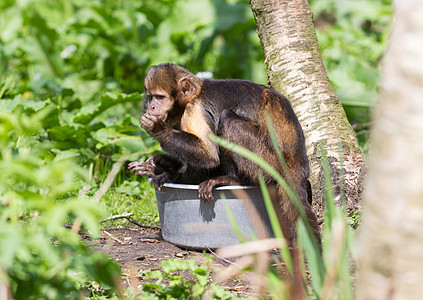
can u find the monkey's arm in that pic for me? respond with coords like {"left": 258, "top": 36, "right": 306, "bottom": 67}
{"left": 141, "top": 113, "right": 219, "bottom": 170}
{"left": 128, "top": 154, "right": 207, "bottom": 189}
{"left": 128, "top": 154, "right": 175, "bottom": 190}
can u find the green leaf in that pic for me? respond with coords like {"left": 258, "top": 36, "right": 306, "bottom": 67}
{"left": 0, "top": 96, "right": 49, "bottom": 112}
{"left": 0, "top": 6, "right": 22, "bottom": 42}
{"left": 23, "top": 11, "right": 64, "bottom": 77}
{"left": 73, "top": 92, "right": 141, "bottom": 124}
{"left": 48, "top": 125, "right": 89, "bottom": 148}
{"left": 92, "top": 127, "right": 148, "bottom": 153}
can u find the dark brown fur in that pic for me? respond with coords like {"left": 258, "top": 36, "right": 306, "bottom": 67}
{"left": 129, "top": 63, "right": 320, "bottom": 246}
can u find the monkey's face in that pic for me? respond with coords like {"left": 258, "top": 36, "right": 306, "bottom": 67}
{"left": 143, "top": 90, "right": 174, "bottom": 121}
{"left": 142, "top": 63, "right": 201, "bottom": 126}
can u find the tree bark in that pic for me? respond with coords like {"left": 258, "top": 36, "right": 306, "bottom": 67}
{"left": 249, "top": 0, "right": 365, "bottom": 219}
{"left": 356, "top": 0, "right": 423, "bottom": 298}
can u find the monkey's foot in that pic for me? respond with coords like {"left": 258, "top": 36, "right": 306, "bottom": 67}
{"left": 198, "top": 176, "right": 239, "bottom": 203}
{"left": 198, "top": 180, "right": 215, "bottom": 203}
{"left": 150, "top": 173, "right": 170, "bottom": 191}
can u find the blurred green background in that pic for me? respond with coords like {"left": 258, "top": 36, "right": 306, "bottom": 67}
{"left": 0, "top": 0, "right": 392, "bottom": 153}
{"left": 0, "top": 0, "right": 392, "bottom": 298}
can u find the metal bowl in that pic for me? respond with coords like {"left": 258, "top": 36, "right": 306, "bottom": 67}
{"left": 152, "top": 182, "right": 274, "bottom": 250}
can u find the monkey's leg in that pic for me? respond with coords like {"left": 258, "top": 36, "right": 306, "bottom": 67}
{"left": 217, "top": 109, "right": 279, "bottom": 184}
{"left": 194, "top": 109, "right": 273, "bottom": 201}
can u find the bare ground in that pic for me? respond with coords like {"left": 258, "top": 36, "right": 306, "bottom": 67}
{"left": 95, "top": 225, "right": 255, "bottom": 296}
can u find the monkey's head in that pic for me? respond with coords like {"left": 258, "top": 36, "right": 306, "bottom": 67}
{"left": 143, "top": 63, "right": 203, "bottom": 122}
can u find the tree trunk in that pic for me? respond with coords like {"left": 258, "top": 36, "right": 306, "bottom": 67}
{"left": 356, "top": 0, "right": 423, "bottom": 298}
{"left": 249, "top": 0, "right": 365, "bottom": 220}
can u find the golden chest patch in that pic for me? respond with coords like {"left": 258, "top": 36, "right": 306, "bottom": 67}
{"left": 181, "top": 102, "right": 219, "bottom": 161}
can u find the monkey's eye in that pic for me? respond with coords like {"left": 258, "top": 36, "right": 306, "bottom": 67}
{"left": 154, "top": 95, "right": 165, "bottom": 100}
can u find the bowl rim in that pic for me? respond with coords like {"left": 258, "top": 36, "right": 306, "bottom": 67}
{"left": 147, "top": 178, "right": 257, "bottom": 191}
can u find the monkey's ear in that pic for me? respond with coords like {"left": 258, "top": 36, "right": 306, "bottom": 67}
{"left": 179, "top": 76, "right": 197, "bottom": 101}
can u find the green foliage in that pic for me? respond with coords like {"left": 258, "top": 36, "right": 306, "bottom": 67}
{"left": 0, "top": 0, "right": 268, "bottom": 200}
{"left": 310, "top": 0, "right": 392, "bottom": 122}
{"left": 139, "top": 257, "right": 240, "bottom": 299}
{"left": 0, "top": 109, "right": 121, "bottom": 299}
{"left": 0, "top": 0, "right": 266, "bottom": 94}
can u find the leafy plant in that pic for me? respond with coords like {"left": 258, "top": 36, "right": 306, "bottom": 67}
{"left": 310, "top": 0, "right": 392, "bottom": 122}
{"left": 139, "top": 257, "right": 240, "bottom": 300}
{"left": 0, "top": 108, "right": 121, "bottom": 299}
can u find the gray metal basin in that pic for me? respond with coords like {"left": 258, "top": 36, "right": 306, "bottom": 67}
{"left": 152, "top": 182, "right": 274, "bottom": 250}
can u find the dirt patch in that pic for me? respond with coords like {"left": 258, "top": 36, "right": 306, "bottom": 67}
{"left": 95, "top": 225, "right": 254, "bottom": 296}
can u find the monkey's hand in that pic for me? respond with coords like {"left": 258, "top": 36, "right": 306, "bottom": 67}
{"left": 141, "top": 113, "right": 170, "bottom": 137}
{"left": 128, "top": 156, "right": 170, "bottom": 191}
{"left": 128, "top": 156, "right": 156, "bottom": 177}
